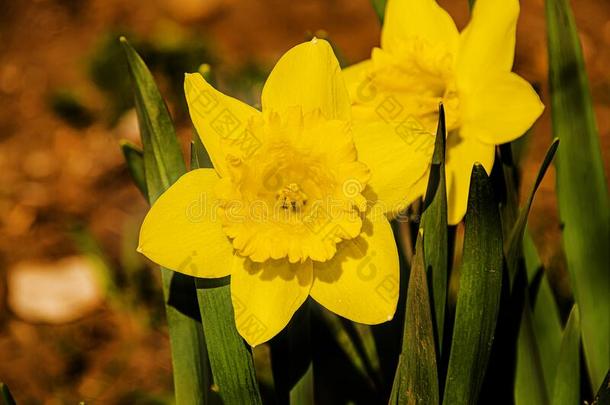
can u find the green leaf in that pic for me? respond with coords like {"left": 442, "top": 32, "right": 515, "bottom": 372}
{"left": 422, "top": 104, "right": 448, "bottom": 352}
{"left": 546, "top": 0, "right": 610, "bottom": 388}
{"left": 522, "top": 231, "right": 542, "bottom": 282}
{"left": 505, "top": 139, "right": 559, "bottom": 286}
{"left": 1, "top": 383, "right": 16, "bottom": 405}
{"left": 442, "top": 165, "right": 503, "bottom": 405}
{"left": 121, "top": 37, "right": 210, "bottom": 404}
{"left": 120, "top": 140, "right": 148, "bottom": 198}
{"left": 391, "top": 231, "right": 439, "bottom": 405}
{"left": 592, "top": 370, "right": 610, "bottom": 405}
{"left": 120, "top": 37, "right": 186, "bottom": 201}
{"left": 317, "top": 310, "right": 373, "bottom": 384}
{"left": 532, "top": 273, "right": 562, "bottom": 396}
{"left": 552, "top": 305, "right": 580, "bottom": 405}
{"left": 515, "top": 298, "right": 551, "bottom": 405}
{"left": 195, "top": 278, "right": 262, "bottom": 405}
{"left": 498, "top": 143, "right": 520, "bottom": 248}
{"left": 191, "top": 135, "right": 263, "bottom": 405}
{"left": 370, "top": 0, "right": 386, "bottom": 23}
{"left": 520, "top": 233, "right": 563, "bottom": 399}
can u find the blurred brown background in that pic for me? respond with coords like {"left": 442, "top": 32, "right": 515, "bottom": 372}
{"left": 0, "top": 0, "right": 608, "bottom": 403}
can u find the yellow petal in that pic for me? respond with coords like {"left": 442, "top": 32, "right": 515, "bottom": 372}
{"left": 184, "top": 73, "right": 261, "bottom": 177}
{"left": 310, "top": 215, "right": 399, "bottom": 324}
{"left": 342, "top": 58, "right": 374, "bottom": 103}
{"left": 462, "top": 72, "right": 544, "bottom": 145}
{"left": 382, "top": 0, "right": 459, "bottom": 54}
{"left": 456, "top": 0, "right": 519, "bottom": 88}
{"left": 138, "top": 168, "right": 234, "bottom": 278}
{"left": 353, "top": 120, "right": 434, "bottom": 216}
{"left": 230, "top": 255, "right": 313, "bottom": 346}
{"left": 445, "top": 135, "right": 495, "bottom": 225}
{"left": 261, "top": 38, "right": 351, "bottom": 120}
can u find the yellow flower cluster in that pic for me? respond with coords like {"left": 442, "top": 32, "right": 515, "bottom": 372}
{"left": 138, "top": 0, "right": 543, "bottom": 345}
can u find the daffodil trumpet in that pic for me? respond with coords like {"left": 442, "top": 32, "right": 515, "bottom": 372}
{"left": 344, "top": 0, "right": 544, "bottom": 224}
{"left": 138, "top": 38, "right": 432, "bottom": 346}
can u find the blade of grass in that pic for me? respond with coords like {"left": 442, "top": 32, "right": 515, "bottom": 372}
{"left": 317, "top": 310, "right": 374, "bottom": 385}
{"left": 353, "top": 323, "right": 383, "bottom": 387}
{"left": 526, "top": 233, "right": 562, "bottom": 397}
{"left": 121, "top": 37, "right": 209, "bottom": 404}
{"left": 506, "top": 139, "right": 559, "bottom": 286}
{"left": 422, "top": 104, "right": 449, "bottom": 353}
{"left": 514, "top": 298, "right": 551, "bottom": 405}
{"left": 390, "top": 231, "right": 439, "bottom": 405}
{"left": 317, "top": 309, "right": 382, "bottom": 390}
{"left": 552, "top": 305, "right": 580, "bottom": 405}
{"left": 520, "top": 232, "right": 563, "bottom": 399}
{"left": 522, "top": 231, "right": 542, "bottom": 282}
{"left": 532, "top": 273, "right": 563, "bottom": 397}
{"left": 120, "top": 140, "right": 147, "bottom": 198}
{"left": 442, "top": 165, "right": 503, "bottom": 405}
{"left": 546, "top": 0, "right": 610, "bottom": 388}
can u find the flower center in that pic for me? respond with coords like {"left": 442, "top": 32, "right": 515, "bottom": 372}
{"left": 365, "top": 38, "right": 461, "bottom": 133}
{"left": 215, "top": 110, "right": 370, "bottom": 264}
{"left": 277, "top": 183, "right": 308, "bottom": 211}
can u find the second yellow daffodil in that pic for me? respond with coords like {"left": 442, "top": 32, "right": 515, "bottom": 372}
{"left": 344, "top": 0, "right": 544, "bottom": 224}
{"left": 138, "top": 39, "right": 432, "bottom": 346}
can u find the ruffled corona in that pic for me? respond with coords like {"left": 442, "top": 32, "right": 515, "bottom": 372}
{"left": 354, "top": 39, "right": 461, "bottom": 132}
{"left": 215, "top": 108, "right": 370, "bottom": 263}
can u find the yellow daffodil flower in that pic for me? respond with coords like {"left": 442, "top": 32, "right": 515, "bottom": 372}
{"left": 344, "top": 0, "right": 544, "bottom": 224}
{"left": 137, "top": 39, "right": 432, "bottom": 346}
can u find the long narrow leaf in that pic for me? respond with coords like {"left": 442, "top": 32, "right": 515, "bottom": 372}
{"left": 515, "top": 299, "right": 550, "bottom": 405}
{"left": 532, "top": 274, "right": 562, "bottom": 396}
{"left": 443, "top": 165, "right": 503, "bottom": 405}
{"left": 121, "top": 37, "right": 209, "bottom": 404}
{"left": 546, "top": 0, "right": 610, "bottom": 387}
{"left": 520, "top": 233, "right": 563, "bottom": 399}
{"left": 391, "top": 231, "right": 439, "bottom": 405}
{"left": 422, "top": 105, "right": 448, "bottom": 351}
{"left": 506, "top": 139, "right": 559, "bottom": 286}
{"left": 552, "top": 305, "right": 580, "bottom": 405}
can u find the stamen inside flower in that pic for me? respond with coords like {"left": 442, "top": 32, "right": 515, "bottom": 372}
{"left": 277, "top": 183, "right": 308, "bottom": 211}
